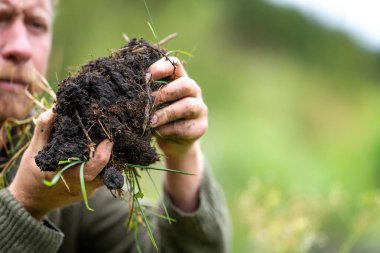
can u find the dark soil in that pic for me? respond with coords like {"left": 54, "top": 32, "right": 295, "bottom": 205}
{"left": 35, "top": 39, "right": 168, "bottom": 190}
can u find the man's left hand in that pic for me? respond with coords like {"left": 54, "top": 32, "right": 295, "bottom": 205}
{"left": 148, "top": 57, "right": 208, "bottom": 212}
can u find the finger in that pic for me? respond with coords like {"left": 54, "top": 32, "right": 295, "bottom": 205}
{"left": 29, "top": 109, "right": 56, "bottom": 152}
{"left": 92, "top": 176, "right": 104, "bottom": 188}
{"left": 151, "top": 77, "right": 201, "bottom": 106}
{"left": 49, "top": 169, "right": 104, "bottom": 191}
{"left": 151, "top": 97, "right": 206, "bottom": 128}
{"left": 148, "top": 57, "right": 188, "bottom": 81}
{"left": 84, "top": 139, "right": 113, "bottom": 182}
{"left": 155, "top": 118, "right": 208, "bottom": 140}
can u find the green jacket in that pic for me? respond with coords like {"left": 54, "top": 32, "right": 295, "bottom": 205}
{"left": 0, "top": 162, "right": 230, "bottom": 253}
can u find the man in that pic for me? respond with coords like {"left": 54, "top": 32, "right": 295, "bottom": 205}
{"left": 0, "top": 0, "right": 230, "bottom": 252}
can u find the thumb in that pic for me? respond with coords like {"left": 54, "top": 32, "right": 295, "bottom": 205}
{"left": 29, "top": 109, "right": 56, "bottom": 153}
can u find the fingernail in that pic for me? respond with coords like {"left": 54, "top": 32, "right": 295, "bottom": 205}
{"left": 145, "top": 73, "right": 152, "bottom": 83}
{"left": 150, "top": 115, "right": 158, "bottom": 126}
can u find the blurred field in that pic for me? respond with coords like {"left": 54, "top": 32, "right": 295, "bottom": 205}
{"left": 50, "top": 0, "right": 380, "bottom": 252}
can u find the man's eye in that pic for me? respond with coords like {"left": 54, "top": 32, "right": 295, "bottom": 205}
{"left": 0, "top": 14, "right": 12, "bottom": 26}
{"left": 27, "top": 20, "right": 47, "bottom": 33}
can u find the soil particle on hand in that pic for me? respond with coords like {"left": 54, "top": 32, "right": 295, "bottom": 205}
{"left": 35, "top": 39, "right": 168, "bottom": 190}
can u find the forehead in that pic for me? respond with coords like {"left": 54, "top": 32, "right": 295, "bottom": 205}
{"left": 0, "top": 0, "right": 53, "bottom": 17}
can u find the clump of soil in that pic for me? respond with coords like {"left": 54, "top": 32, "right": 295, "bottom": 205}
{"left": 35, "top": 39, "right": 168, "bottom": 190}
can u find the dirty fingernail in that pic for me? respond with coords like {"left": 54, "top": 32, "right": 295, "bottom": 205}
{"left": 150, "top": 115, "right": 158, "bottom": 126}
{"left": 145, "top": 73, "right": 152, "bottom": 83}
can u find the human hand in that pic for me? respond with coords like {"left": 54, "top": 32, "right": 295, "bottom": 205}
{"left": 148, "top": 57, "right": 208, "bottom": 159}
{"left": 8, "top": 109, "right": 113, "bottom": 220}
{"left": 148, "top": 57, "right": 208, "bottom": 212}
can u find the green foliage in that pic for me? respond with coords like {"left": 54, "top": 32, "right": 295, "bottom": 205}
{"left": 224, "top": 0, "right": 380, "bottom": 78}
{"left": 239, "top": 179, "right": 380, "bottom": 253}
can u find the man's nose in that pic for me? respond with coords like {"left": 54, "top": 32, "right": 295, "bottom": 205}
{"left": 1, "top": 19, "right": 32, "bottom": 64}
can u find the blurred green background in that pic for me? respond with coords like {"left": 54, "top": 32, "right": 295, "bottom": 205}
{"left": 50, "top": 0, "right": 380, "bottom": 252}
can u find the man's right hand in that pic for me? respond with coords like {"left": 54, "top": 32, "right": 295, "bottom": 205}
{"left": 8, "top": 109, "right": 112, "bottom": 220}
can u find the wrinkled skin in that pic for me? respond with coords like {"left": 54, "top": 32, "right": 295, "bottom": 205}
{"left": 2, "top": 0, "right": 208, "bottom": 219}
{"left": 0, "top": 0, "right": 52, "bottom": 123}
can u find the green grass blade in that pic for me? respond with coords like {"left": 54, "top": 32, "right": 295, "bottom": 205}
{"left": 154, "top": 80, "right": 169, "bottom": 85}
{"left": 166, "top": 50, "right": 193, "bottom": 58}
{"left": 58, "top": 157, "right": 82, "bottom": 165}
{"left": 136, "top": 199, "right": 158, "bottom": 251}
{"left": 126, "top": 172, "right": 136, "bottom": 231}
{"left": 133, "top": 214, "right": 143, "bottom": 253}
{"left": 15, "top": 129, "right": 27, "bottom": 151}
{"left": 147, "top": 22, "right": 158, "bottom": 45}
{"left": 146, "top": 170, "right": 172, "bottom": 224}
{"left": 132, "top": 168, "right": 143, "bottom": 193}
{"left": 4, "top": 124, "right": 15, "bottom": 153}
{"left": 43, "top": 160, "right": 82, "bottom": 186}
{"left": 150, "top": 211, "right": 177, "bottom": 223}
{"left": 79, "top": 162, "right": 94, "bottom": 211}
{"left": 143, "top": 0, "right": 159, "bottom": 47}
{"left": 69, "top": 157, "right": 82, "bottom": 162}
{"left": 127, "top": 163, "right": 193, "bottom": 175}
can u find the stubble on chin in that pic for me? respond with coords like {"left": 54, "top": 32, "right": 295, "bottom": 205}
{"left": 0, "top": 64, "right": 43, "bottom": 123}
{"left": 0, "top": 93, "right": 33, "bottom": 122}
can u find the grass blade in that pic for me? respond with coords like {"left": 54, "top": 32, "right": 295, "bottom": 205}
{"left": 154, "top": 80, "right": 169, "bottom": 85}
{"left": 132, "top": 168, "right": 143, "bottom": 193}
{"left": 146, "top": 170, "right": 172, "bottom": 224}
{"left": 150, "top": 212, "right": 176, "bottom": 223}
{"left": 143, "top": 0, "right": 159, "bottom": 47}
{"left": 58, "top": 157, "right": 82, "bottom": 165}
{"left": 133, "top": 213, "right": 143, "bottom": 253}
{"left": 166, "top": 50, "right": 193, "bottom": 58}
{"left": 126, "top": 170, "right": 136, "bottom": 230}
{"left": 131, "top": 167, "right": 158, "bottom": 250}
{"left": 147, "top": 22, "right": 159, "bottom": 46}
{"left": 127, "top": 163, "right": 193, "bottom": 175}
{"left": 4, "top": 124, "right": 15, "bottom": 153}
{"left": 79, "top": 161, "right": 94, "bottom": 211}
{"left": 136, "top": 199, "right": 158, "bottom": 251}
{"left": 43, "top": 160, "right": 82, "bottom": 186}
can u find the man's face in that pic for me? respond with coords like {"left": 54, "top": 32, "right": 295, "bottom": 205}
{"left": 0, "top": 0, "right": 53, "bottom": 122}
